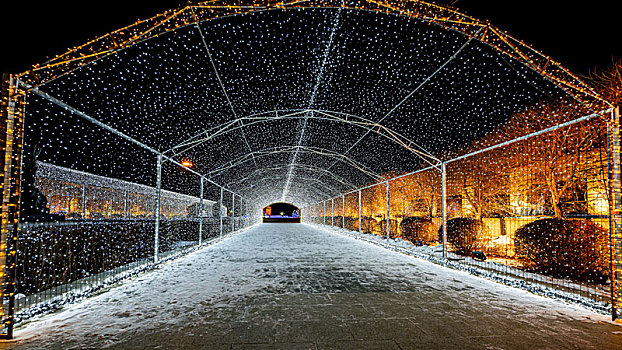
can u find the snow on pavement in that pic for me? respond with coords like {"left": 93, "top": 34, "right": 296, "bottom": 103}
{"left": 2, "top": 223, "right": 622, "bottom": 349}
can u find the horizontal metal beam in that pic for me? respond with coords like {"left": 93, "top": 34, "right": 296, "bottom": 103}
{"left": 25, "top": 84, "right": 247, "bottom": 200}
{"left": 167, "top": 108, "right": 440, "bottom": 167}
{"left": 445, "top": 109, "right": 610, "bottom": 164}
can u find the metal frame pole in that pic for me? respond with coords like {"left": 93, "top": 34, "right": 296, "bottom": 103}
{"left": 609, "top": 106, "right": 621, "bottom": 321}
{"left": 317, "top": 203, "right": 320, "bottom": 224}
{"left": 358, "top": 189, "right": 362, "bottom": 233}
{"left": 441, "top": 162, "right": 448, "bottom": 259}
{"left": 323, "top": 201, "right": 326, "bottom": 225}
{"left": 385, "top": 181, "right": 390, "bottom": 241}
{"left": 331, "top": 198, "right": 334, "bottom": 227}
{"left": 242, "top": 198, "right": 245, "bottom": 228}
{"left": 123, "top": 190, "right": 128, "bottom": 219}
{"left": 198, "top": 177, "right": 204, "bottom": 246}
{"left": 0, "top": 75, "right": 26, "bottom": 339}
{"left": 81, "top": 184, "right": 87, "bottom": 219}
{"left": 231, "top": 193, "right": 235, "bottom": 232}
{"left": 219, "top": 187, "right": 224, "bottom": 239}
{"left": 154, "top": 154, "right": 162, "bottom": 263}
{"left": 342, "top": 194, "right": 345, "bottom": 229}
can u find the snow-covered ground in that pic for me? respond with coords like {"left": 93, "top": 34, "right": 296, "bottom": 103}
{"left": 2, "top": 223, "right": 621, "bottom": 349}
{"left": 322, "top": 225, "right": 611, "bottom": 313}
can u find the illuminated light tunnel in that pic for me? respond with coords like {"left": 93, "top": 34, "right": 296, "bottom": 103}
{"left": 0, "top": 0, "right": 620, "bottom": 342}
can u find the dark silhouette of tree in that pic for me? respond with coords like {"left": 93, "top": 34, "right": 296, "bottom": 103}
{"left": 588, "top": 58, "right": 622, "bottom": 106}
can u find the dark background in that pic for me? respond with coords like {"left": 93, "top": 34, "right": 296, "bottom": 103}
{"left": 0, "top": 1, "right": 618, "bottom": 76}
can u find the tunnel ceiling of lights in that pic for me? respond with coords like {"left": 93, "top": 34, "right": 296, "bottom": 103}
{"left": 18, "top": 0, "right": 608, "bottom": 207}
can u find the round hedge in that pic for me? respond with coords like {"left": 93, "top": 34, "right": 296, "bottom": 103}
{"left": 514, "top": 218, "right": 610, "bottom": 283}
{"left": 438, "top": 217, "right": 486, "bottom": 255}
{"left": 401, "top": 217, "right": 437, "bottom": 244}
{"left": 360, "top": 216, "right": 380, "bottom": 235}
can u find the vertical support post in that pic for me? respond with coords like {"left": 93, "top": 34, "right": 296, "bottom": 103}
{"left": 441, "top": 162, "right": 448, "bottom": 259}
{"left": 231, "top": 193, "right": 235, "bottom": 232}
{"left": 81, "top": 184, "right": 87, "bottom": 219}
{"left": 154, "top": 154, "right": 162, "bottom": 263}
{"left": 198, "top": 177, "right": 204, "bottom": 246}
{"left": 358, "top": 189, "right": 362, "bottom": 233}
{"left": 219, "top": 187, "right": 224, "bottom": 239}
{"left": 385, "top": 181, "right": 390, "bottom": 242}
{"left": 331, "top": 198, "right": 334, "bottom": 227}
{"left": 342, "top": 194, "right": 345, "bottom": 229}
{"left": 609, "top": 106, "right": 622, "bottom": 320}
{"left": 123, "top": 190, "right": 128, "bottom": 219}
{"left": 323, "top": 201, "right": 326, "bottom": 226}
{"left": 0, "top": 75, "right": 25, "bottom": 338}
{"left": 315, "top": 203, "right": 317, "bottom": 224}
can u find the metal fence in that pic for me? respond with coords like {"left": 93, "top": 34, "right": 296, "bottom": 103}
{"left": 304, "top": 108, "right": 622, "bottom": 317}
{"left": 0, "top": 77, "right": 260, "bottom": 336}
{"left": 12, "top": 161, "right": 256, "bottom": 325}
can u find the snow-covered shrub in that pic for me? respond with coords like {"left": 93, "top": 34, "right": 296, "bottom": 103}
{"left": 344, "top": 216, "right": 358, "bottom": 231}
{"left": 514, "top": 218, "right": 610, "bottom": 283}
{"left": 400, "top": 217, "right": 437, "bottom": 244}
{"left": 16, "top": 219, "right": 208, "bottom": 296}
{"left": 332, "top": 216, "right": 343, "bottom": 227}
{"left": 360, "top": 216, "right": 380, "bottom": 235}
{"left": 438, "top": 217, "right": 486, "bottom": 255}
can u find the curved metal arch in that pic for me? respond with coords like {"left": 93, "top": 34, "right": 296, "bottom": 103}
{"left": 207, "top": 144, "right": 384, "bottom": 182}
{"left": 252, "top": 186, "right": 327, "bottom": 209}
{"left": 15, "top": 0, "right": 607, "bottom": 108}
{"left": 255, "top": 189, "right": 325, "bottom": 210}
{"left": 166, "top": 108, "right": 441, "bottom": 170}
{"left": 238, "top": 174, "right": 338, "bottom": 198}
{"left": 225, "top": 163, "right": 357, "bottom": 189}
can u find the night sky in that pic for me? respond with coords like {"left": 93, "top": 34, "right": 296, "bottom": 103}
{"left": 1, "top": 1, "right": 618, "bottom": 76}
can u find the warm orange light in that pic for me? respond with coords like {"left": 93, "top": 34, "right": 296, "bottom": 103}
{"left": 181, "top": 160, "right": 193, "bottom": 168}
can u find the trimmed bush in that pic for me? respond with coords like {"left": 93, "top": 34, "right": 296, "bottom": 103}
{"left": 438, "top": 218, "right": 486, "bottom": 255}
{"left": 361, "top": 216, "right": 380, "bottom": 235}
{"left": 332, "top": 216, "right": 344, "bottom": 228}
{"left": 514, "top": 218, "right": 610, "bottom": 283}
{"left": 16, "top": 218, "right": 214, "bottom": 296}
{"left": 344, "top": 217, "right": 358, "bottom": 231}
{"left": 400, "top": 217, "right": 437, "bottom": 244}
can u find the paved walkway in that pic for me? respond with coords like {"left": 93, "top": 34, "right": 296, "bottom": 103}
{"left": 3, "top": 223, "right": 622, "bottom": 349}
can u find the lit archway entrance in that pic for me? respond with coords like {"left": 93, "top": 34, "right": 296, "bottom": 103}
{"left": 263, "top": 202, "right": 300, "bottom": 223}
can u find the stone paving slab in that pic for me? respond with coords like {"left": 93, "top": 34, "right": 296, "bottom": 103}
{"left": 2, "top": 223, "right": 622, "bottom": 349}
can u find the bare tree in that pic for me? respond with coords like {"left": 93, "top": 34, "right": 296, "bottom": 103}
{"left": 498, "top": 102, "right": 606, "bottom": 218}
{"left": 588, "top": 58, "right": 622, "bottom": 106}
{"left": 389, "top": 170, "right": 440, "bottom": 218}
{"left": 448, "top": 149, "right": 511, "bottom": 221}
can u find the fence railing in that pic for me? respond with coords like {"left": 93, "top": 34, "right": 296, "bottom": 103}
{"left": 0, "top": 76, "right": 263, "bottom": 337}
{"left": 303, "top": 108, "right": 622, "bottom": 318}
{"left": 8, "top": 162, "right": 257, "bottom": 328}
